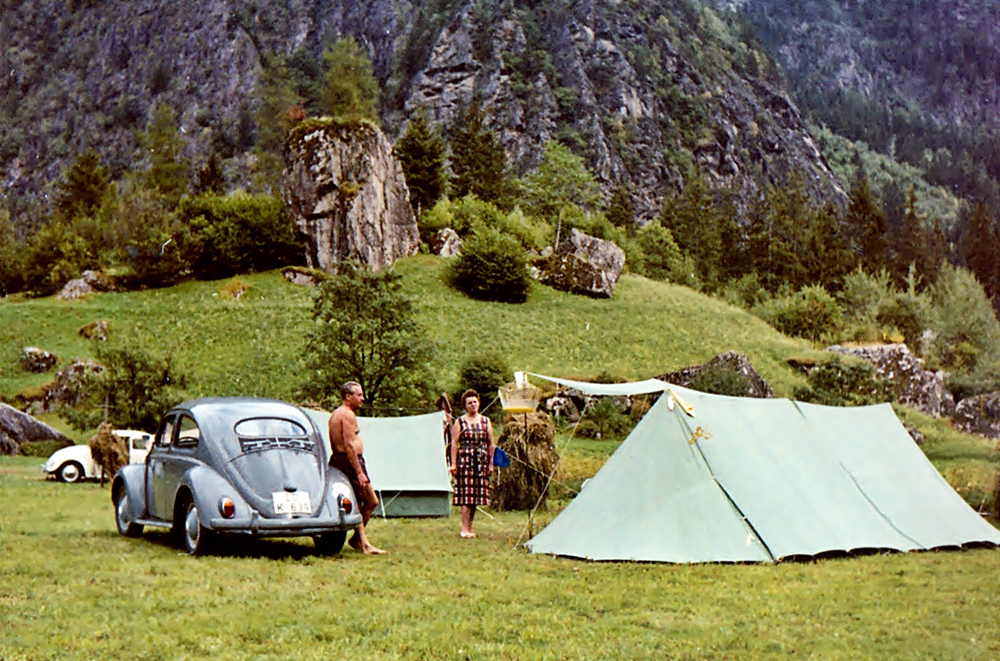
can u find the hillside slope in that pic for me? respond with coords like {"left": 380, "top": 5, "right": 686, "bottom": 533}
{"left": 0, "top": 255, "right": 814, "bottom": 403}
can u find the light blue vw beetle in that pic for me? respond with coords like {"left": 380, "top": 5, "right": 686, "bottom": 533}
{"left": 112, "top": 398, "right": 362, "bottom": 555}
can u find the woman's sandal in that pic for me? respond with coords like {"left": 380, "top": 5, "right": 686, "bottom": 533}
{"left": 460, "top": 531, "right": 477, "bottom": 539}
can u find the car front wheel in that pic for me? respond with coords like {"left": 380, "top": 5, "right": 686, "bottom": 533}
{"left": 114, "top": 486, "right": 143, "bottom": 538}
{"left": 313, "top": 531, "right": 347, "bottom": 555}
{"left": 182, "top": 498, "right": 215, "bottom": 556}
{"left": 57, "top": 461, "right": 84, "bottom": 483}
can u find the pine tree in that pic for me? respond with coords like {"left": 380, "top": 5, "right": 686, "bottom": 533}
{"left": 449, "top": 98, "right": 510, "bottom": 206}
{"left": 320, "top": 38, "right": 380, "bottom": 122}
{"left": 193, "top": 150, "right": 226, "bottom": 196}
{"left": 0, "top": 207, "right": 25, "bottom": 296}
{"left": 395, "top": 111, "right": 448, "bottom": 215}
{"left": 659, "top": 167, "right": 729, "bottom": 289}
{"left": 746, "top": 177, "right": 813, "bottom": 291}
{"left": 53, "top": 150, "right": 110, "bottom": 221}
{"left": 253, "top": 56, "right": 302, "bottom": 192}
{"left": 140, "top": 103, "right": 189, "bottom": 206}
{"left": 845, "top": 173, "right": 890, "bottom": 272}
{"left": 607, "top": 182, "right": 635, "bottom": 232}
{"left": 957, "top": 199, "right": 1000, "bottom": 301}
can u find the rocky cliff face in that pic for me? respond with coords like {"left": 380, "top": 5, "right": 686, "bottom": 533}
{"left": 281, "top": 118, "right": 418, "bottom": 272}
{"left": 2, "top": 0, "right": 846, "bottom": 230}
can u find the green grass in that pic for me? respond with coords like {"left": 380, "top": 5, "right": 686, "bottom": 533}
{"left": 0, "top": 255, "right": 818, "bottom": 407}
{"left": 1, "top": 453, "right": 998, "bottom": 661}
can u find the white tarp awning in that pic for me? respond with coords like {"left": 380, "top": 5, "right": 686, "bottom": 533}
{"left": 526, "top": 373, "right": 671, "bottom": 396}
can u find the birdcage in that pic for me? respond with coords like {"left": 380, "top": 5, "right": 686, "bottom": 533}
{"left": 498, "top": 371, "right": 542, "bottom": 413}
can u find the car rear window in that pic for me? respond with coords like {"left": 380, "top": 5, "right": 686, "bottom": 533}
{"left": 235, "top": 418, "right": 314, "bottom": 454}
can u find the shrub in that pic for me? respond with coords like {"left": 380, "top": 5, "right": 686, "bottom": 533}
{"left": 420, "top": 197, "right": 549, "bottom": 250}
{"left": 720, "top": 272, "right": 770, "bottom": 309}
{"left": 687, "top": 365, "right": 753, "bottom": 397}
{"left": 929, "top": 263, "right": 1000, "bottom": 373}
{"left": 792, "top": 356, "right": 894, "bottom": 406}
{"left": 450, "top": 227, "right": 532, "bottom": 303}
{"left": 634, "top": 220, "right": 684, "bottom": 282}
{"left": 0, "top": 207, "right": 25, "bottom": 296}
{"left": 837, "top": 268, "right": 894, "bottom": 327}
{"left": 178, "top": 193, "right": 304, "bottom": 279}
{"left": 458, "top": 352, "right": 511, "bottom": 404}
{"left": 753, "top": 285, "right": 843, "bottom": 342}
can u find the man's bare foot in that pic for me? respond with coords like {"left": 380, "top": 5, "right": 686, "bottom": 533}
{"left": 349, "top": 535, "right": 365, "bottom": 551}
{"left": 460, "top": 531, "right": 476, "bottom": 539}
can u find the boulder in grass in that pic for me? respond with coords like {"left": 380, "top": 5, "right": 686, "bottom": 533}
{"left": 430, "top": 227, "right": 463, "bottom": 257}
{"left": 952, "top": 392, "right": 1000, "bottom": 439}
{"left": 78, "top": 320, "right": 109, "bottom": 341}
{"left": 537, "top": 229, "right": 625, "bottom": 298}
{"left": 0, "top": 402, "right": 71, "bottom": 455}
{"left": 56, "top": 278, "right": 95, "bottom": 301}
{"left": 658, "top": 351, "right": 776, "bottom": 399}
{"left": 21, "top": 347, "right": 57, "bottom": 373}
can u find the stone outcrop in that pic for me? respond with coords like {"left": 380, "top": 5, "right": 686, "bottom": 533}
{"left": 56, "top": 270, "right": 116, "bottom": 301}
{"left": 78, "top": 320, "right": 109, "bottom": 341}
{"left": 826, "top": 344, "right": 955, "bottom": 417}
{"left": 430, "top": 228, "right": 463, "bottom": 257}
{"left": 282, "top": 118, "right": 419, "bottom": 273}
{"left": 282, "top": 267, "right": 326, "bottom": 287}
{"left": 0, "top": 403, "right": 70, "bottom": 455}
{"left": 952, "top": 393, "right": 1000, "bottom": 439}
{"left": 537, "top": 229, "right": 625, "bottom": 298}
{"left": 658, "top": 351, "right": 776, "bottom": 399}
{"left": 25, "top": 358, "right": 105, "bottom": 415}
{"left": 21, "top": 347, "right": 57, "bottom": 373}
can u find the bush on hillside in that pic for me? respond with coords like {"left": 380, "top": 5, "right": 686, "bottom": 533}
{"left": 178, "top": 193, "right": 304, "bottom": 280}
{"left": 420, "top": 196, "right": 548, "bottom": 250}
{"left": 928, "top": 263, "right": 1000, "bottom": 373}
{"left": 687, "top": 365, "right": 754, "bottom": 397}
{"left": 753, "top": 285, "right": 843, "bottom": 342}
{"left": 0, "top": 207, "right": 25, "bottom": 296}
{"left": 450, "top": 227, "right": 532, "bottom": 303}
{"left": 23, "top": 219, "right": 99, "bottom": 295}
{"left": 792, "top": 356, "right": 894, "bottom": 407}
{"left": 458, "top": 352, "right": 511, "bottom": 405}
{"left": 109, "top": 187, "right": 190, "bottom": 288}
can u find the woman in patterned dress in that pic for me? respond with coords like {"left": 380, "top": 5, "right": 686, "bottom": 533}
{"left": 449, "top": 389, "right": 495, "bottom": 538}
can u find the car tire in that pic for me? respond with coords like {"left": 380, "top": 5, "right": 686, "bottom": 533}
{"left": 181, "top": 498, "right": 215, "bottom": 556}
{"left": 57, "top": 461, "right": 85, "bottom": 483}
{"left": 114, "top": 486, "right": 143, "bottom": 538}
{"left": 313, "top": 531, "right": 348, "bottom": 555}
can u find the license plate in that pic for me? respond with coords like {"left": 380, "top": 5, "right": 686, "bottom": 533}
{"left": 272, "top": 491, "right": 311, "bottom": 514}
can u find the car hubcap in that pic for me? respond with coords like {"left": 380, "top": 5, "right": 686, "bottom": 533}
{"left": 117, "top": 493, "right": 130, "bottom": 528}
{"left": 62, "top": 464, "right": 80, "bottom": 482}
{"left": 185, "top": 505, "right": 200, "bottom": 549}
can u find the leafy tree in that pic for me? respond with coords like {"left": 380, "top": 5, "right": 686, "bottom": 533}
{"left": 139, "top": 103, "right": 190, "bottom": 206}
{"left": 320, "top": 38, "right": 380, "bottom": 121}
{"left": 0, "top": 207, "right": 25, "bottom": 296}
{"left": 395, "top": 111, "right": 448, "bottom": 215}
{"left": 53, "top": 150, "right": 111, "bottom": 221}
{"left": 23, "top": 220, "right": 98, "bottom": 294}
{"left": 450, "top": 227, "right": 532, "bottom": 303}
{"left": 607, "top": 182, "right": 635, "bottom": 231}
{"left": 177, "top": 193, "right": 304, "bottom": 280}
{"left": 300, "top": 263, "right": 436, "bottom": 410}
{"left": 458, "top": 352, "right": 511, "bottom": 402}
{"left": 518, "top": 140, "right": 602, "bottom": 222}
{"left": 108, "top": 187, "right": 189, "bottom": 287}
{"left": 929, "top": 263, "right": 1000, "bottom": 372}
{"left": 64, "top": 343, "right": 186, "bottom": 433}
{"left": 449, "top": 98, "right": 510, "bottom": 205}
{"left": 634, "top": 219, "right": 684, "bottom": 282}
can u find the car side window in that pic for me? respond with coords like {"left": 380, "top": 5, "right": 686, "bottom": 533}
{"left": 176, "top": 415, "right": 201, "bottom": 448}
{"left": 157, "top": 418, "right": 175, "bottom": 448}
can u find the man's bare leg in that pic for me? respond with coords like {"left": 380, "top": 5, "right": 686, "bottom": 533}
{"left": 349, "top": 485, "right": 386, "bottom": 554}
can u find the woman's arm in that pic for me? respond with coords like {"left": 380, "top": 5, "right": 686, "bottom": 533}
{"left": 449, "top": 419, "right": 460, "bottom": 474}
{"left": 486, "top": 418, "right": 496, "bottom": 475}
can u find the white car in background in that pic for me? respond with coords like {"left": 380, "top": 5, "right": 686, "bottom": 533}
{"left": 42, "top": 430, "right": 153, "bottom": 483}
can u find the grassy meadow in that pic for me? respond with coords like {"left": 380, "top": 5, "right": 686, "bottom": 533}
{"left": 0, "top": 255, "right": 818, "bottom": 404}
{"left": 2, "top": 254, "right": 999, "bottom": 659}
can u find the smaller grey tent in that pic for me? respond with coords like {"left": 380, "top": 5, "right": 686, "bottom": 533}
{"left": 305, "top": 409, "right": 452, "bottom": 517}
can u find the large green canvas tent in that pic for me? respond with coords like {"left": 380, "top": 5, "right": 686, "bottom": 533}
{"left": 525, "top": 378, "right": 1000, "bottom": 563}
{"left": 305, "top": 409, "right": 451, "bottom": 517}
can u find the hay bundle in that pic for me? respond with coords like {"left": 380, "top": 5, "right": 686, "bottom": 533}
{"left": 88, "top": 423, "right": 128, "bottom": 486}
{"left": 493, "top": 411, "right": 559, "bottom": 511}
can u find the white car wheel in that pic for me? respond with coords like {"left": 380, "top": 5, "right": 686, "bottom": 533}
{"left": 57, "top": 461, "right": 84, "bottom": 483}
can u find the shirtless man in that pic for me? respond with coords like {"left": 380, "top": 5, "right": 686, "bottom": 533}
{"left": 328, "top": 381, "right": 385, "bottom": 555}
